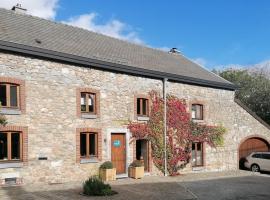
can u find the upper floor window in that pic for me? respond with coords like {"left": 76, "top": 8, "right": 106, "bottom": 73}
{"left": 191, "top": 104, "right": 203, "bottom": 120}
{"left": 77, "top": 88, "right": 100, "bottom": 118}
{"left": 81, "top": 93, "right": 96, "bottom": 114}
{"left": 137, "top": 98, "right": 149, "bottom": 116}
{"left": 0, "top": 132, "right": 22, "bottom": 162}
{"left": 0, "top": 84, "right": 19, "bottom": 108}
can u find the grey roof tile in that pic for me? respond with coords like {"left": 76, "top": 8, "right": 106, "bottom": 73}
{"left": 0, "top": 8, "right": 233, "bottom": 87}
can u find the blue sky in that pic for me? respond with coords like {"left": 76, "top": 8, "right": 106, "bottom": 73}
{"left": 2, "top": 0, "right": 270, "bottom": 69}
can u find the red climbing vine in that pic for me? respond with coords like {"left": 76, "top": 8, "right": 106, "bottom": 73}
{"left": 128, "top": 91, "right": 226, "bottom": 176}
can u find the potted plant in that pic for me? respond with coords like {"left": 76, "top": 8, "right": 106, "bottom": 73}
{"left": 99, "top": 161, "right": 116, "bottom": 181}
{"left": 128, "top": 160, "right": 144, "bottom": 179}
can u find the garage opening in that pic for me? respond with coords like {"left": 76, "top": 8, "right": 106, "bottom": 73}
{"left": 239, "top": 137, "right": 269, "bottom": 169}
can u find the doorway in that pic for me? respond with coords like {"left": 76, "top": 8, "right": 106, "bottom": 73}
{"left": 111, "top": 133, "right": 126, "bottom": 174}
{"left": 136, "top": 139, "right": 150, "bottom": 172}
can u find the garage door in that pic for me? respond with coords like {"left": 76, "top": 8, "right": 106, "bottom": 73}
{"left": 239, "top": 137, "right": 269, "bottom": 168}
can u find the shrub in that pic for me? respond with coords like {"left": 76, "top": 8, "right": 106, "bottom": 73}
{"left": 83, "top": 176, "right": 117, "bottom": 196}
{"left": 129, "top": 160, "right": 144, "bottom": 167}
{"left": 100, "top": 161, "right": 114, "bottom": 169}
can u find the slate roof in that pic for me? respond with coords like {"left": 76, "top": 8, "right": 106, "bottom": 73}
{"left": 0, "top": 8, "right": 235, "bottom": 90}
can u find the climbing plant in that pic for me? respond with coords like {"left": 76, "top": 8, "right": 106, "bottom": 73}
{"left": 128, "top": 91, "right": 226, "bottom": 176}
{"left": 0, "top": 104, "right": 7, "bottom": 126}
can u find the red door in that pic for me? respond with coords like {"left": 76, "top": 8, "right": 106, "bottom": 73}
{"left": 111, "top": 133, "right": 126, "bottom": 174}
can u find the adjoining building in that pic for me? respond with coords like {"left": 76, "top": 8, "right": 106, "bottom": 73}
{"left": 0, "top": 7, "right": 269, "bottom": 185}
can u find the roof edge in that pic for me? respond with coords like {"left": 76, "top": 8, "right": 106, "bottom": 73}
{"left": 0, "top": 40, "right": 237, "bottom": 90}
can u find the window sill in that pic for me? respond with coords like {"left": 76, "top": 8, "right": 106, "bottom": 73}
{"left": 0, "top": 162, "right": 23, "bottom": 169}
{"left": 137, "top": 116, "right": 150, "bottom": 121}
{"left": 80, "top": 158, "right": 99, "bottom": 164}
{"left": 81, "top": 113, "right": 98, "bottom": 119}
{"left": 0, "top": 108, "right": 21, "bottom": 115}
{"left": 192, "top": 119, "right": 205, "bottom": 123}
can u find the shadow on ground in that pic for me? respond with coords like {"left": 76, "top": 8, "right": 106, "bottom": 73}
{"left": 0, "top": 181, "right": 195, "bottom": 200}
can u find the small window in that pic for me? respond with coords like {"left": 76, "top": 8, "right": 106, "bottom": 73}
{"left": 137, "top": 98, "right": 149, "bottom": 116}
{"left": 81, "top": 93, "right": 96, "bottom": 114}
{"left": 80, "top": 132, "right": 98, "bottom": 158}
{"left": 192, "top": 142, "right": 203, "bottom": 166}
{"left": 192, "top": 104, "right": 203, "bottom": 120}
{"left": 0, "top": 84, "right": 19, "bottom": 108}
{"left": 0, "top": 132, "right": 21, "bottom": 162}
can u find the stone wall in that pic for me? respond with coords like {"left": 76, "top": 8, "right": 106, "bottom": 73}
{"left": 0, "top": 52, "right": 270, "bottom": 184}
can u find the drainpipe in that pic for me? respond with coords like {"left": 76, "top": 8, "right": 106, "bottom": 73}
{"left": 163, "top": 78, "right": 168, "bottom": 176}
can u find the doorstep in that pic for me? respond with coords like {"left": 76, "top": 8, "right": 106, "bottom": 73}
{"left": 116, "top": 173, "right": 128, "bottom": 179}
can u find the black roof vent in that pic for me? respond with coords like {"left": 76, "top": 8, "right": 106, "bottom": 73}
{"left": 11, "top": 4, "right": 27, "bottom": 14}
{"left": 169, "top": 48, "right": 181, "bottom": 54}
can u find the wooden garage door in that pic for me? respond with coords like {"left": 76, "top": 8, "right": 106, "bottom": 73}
{"left": 111, "top": 133, "right": 126, "bottom": 174}
{"left": 239, "top": 138, "right": 269, "bottom": 159}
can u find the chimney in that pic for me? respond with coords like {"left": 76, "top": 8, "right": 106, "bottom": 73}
{"left": 11, "top": 4, "right": 27, "bottom": 14}
{"left": 169, "top": 48, "right": 181, "bottom": 54}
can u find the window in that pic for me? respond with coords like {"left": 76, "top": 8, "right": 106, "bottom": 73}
{"left": 261, "top": 154, "right": 270, "bottom": 160}
{"left": 0, "top": 84, "right": 19, "bottom": 108}
{"left": 80, "top": 132, "right": 98, "bottom": 158}
{"left": 252, "top": 153, "right": 262, "bottom": 158}
{"left": 0, "top": 132, "right": 21, "bottom": 162}
{"left": 192, "top": 142, "right": 203, "bottom": 167}
{"left": 191, "top": 104, "right": 203, "bottom": 120}
{"left": 137, "top": 98, "right": 149, "bottom": 116}
{"left": 81, "top": 93, "right": 96, "bottom": 113}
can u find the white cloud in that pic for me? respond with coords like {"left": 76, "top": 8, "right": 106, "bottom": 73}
{"left": 62, "top": 13, "right": 144, "bottom": 44}
{"left": 192, "top": 57, "right": 208, "bottom": 67}
{"left": 0, "top": 0, "right": 59, "bottom": 19}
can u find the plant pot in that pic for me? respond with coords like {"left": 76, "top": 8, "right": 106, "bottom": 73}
{"left": 99, "top": 168, "right": 116, "bottom": 181}
{"left": 128, "top": 166, "right": 144, "bottom": 179}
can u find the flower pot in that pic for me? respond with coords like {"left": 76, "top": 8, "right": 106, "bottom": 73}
{"left": 128, "top": 166, "right": 144, "bottom": 179}
{"left": 99, "top": 168, "right": 116, "bottom": 181}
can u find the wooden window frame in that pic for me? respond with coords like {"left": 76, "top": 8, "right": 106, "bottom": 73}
{"left": 76, "top": 88, "right": 100, "bottom": 117}
{"left": 0, "top": 77, "right": 26, "bottom": 113}
{"left": 0, "top": 126, "right": 28, "bottom": 165}
{"left": 0, "top": 83, "right": 20, "bottom": 108}
{"left": 80, "top": 132, "right": 98, "bottom": 159}
{"left": 80, "top": 93, "right": 96, "bottom": 114}
{"left": 192, "top": 142, "right": 204, "bottom": 167}
{"left": 191, "top": 104, "right": 204, "bottom": 120}
{"left": 134, "top": 95, "right": 150, "bottom": 118}
{"left": 76, "top": 128, "right": 102, "bottom": 163}
{"left": 0, "top": 132, "right": 22, "bottom": 162}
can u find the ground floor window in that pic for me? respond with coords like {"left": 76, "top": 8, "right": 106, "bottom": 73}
{"left": 80, "top": 132, "right": 98, "bottom": 158}
{"left": 0, "top": 132, "right": 21, "bottom": 161}
{"left": 192, "top": 142, "right": 203, "bottom": 167}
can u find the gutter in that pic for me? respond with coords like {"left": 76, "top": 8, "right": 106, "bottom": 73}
{"left": 0, "top": 40, "right": 237, "bottom": 91}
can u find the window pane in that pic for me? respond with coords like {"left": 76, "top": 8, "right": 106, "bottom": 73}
{"left": 81, "top": 93, "right": 86, "bottom": 111}
{"left": 142, "top": 99, "right": 147, "bottom": 115}
{"left": 0, "top": 133, "right": 8, "bottom": 160}
{"left": 11, "top": 133, "right": 20, "bottom": 160}
{"left": 88, "top": 94, "right": 95, "bottom": 113}
{"left": 0, "top": 85, "right": 7, "bottom": 106}
{"left": 89, "top": 134, "right": 96, "bottom": 156}
{"left": 10, "top": 86, "right": 18, "bottom": 107}
{"left": 137, "top": 98, "right": 141, "bottom": 115}
{"left": 191, "top": 105, "right": 196, "bottom": 119}
{"left": 80, "top": 134, "right": 87, "bottom": 157}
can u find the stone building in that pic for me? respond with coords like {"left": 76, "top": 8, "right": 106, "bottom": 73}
{"left": 0, "top": 7, "right": 269, "bottom": 185}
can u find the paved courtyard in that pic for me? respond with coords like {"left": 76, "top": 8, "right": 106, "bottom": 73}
{"left": 0, "top": 171, "right": 270, "bottom": 200}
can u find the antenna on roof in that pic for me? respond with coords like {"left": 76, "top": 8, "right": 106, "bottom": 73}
{"left": 11, "top": 3, "right": 27, "bottom": 14}
{"left": 169, "top": 48, "right": 181, "bottom": 54}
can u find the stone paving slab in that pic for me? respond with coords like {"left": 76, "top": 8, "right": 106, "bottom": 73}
{"left": 0, "top": 170, "right": 256, "bottom": 200}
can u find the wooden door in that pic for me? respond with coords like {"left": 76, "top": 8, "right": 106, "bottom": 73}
{"left": 111, "top": 133, "right": 126, "bottom": 174}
